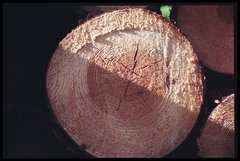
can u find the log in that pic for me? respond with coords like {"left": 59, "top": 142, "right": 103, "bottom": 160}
{"left": 197, "top": 94, "right": 235, "bottom": 157}
{"left": 177, "top": 5, "right": 234, "bottom": 75}
{"left": 46, "top": 8, "right": 204, "bottom": 157}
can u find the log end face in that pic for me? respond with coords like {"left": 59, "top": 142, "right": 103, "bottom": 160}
{"left": 47, "top": 8, "right": 204, "bottom": 157}
{"left": 197, "top": 94, "right": 235, "bottom": 158}
{"left": 177, "top": 5, "right": 234, "bottom": 75}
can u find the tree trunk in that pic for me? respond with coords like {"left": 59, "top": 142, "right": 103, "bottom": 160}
{"left": 197, "top": 94, "right": 235, "bottom": 157}
{"left": 46, "top": 8, "right": 204, "bottom": 157}
{"left": 177, "top": 5, "right": 234, "bottom": 75}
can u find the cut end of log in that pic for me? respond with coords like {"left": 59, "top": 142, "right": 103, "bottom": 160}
{"left": 177, "top": 5, "right": 234, "bottom": 75}
{"left": 46, "top": 8, "right": 204, "bottom": 157}
{"left": 197, "top": 94, "right": 235, "bottom": 158}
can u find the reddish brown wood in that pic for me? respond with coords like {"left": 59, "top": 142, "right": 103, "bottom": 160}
{"left": 177, "top": 5, "right": 234, "bottom": 75}
{"left": 46, "top": 8, "right": 204, "bottom": 157}
{"left": 197, "top": 94, "right": 235, "bottom": 157}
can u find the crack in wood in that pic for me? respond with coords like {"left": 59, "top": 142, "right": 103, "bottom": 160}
{"left": 165, "top": 74, "right": 170, "bottom": 88}
{"left": 128, "top": 90, "right": 144, "bottom": 96}
{"left": 172, "top": 79, "right": 176, "bottom": 85}
{"left": 139, "top": 59, "right": 163, "bottom": 69}
{"left": 132, "top": 61, "right": 137, "bottom": 73}
{"left": 124, "top": 43, "right": 139, "bottom": 99}
{"left": 124, "top": 80, "right": 130, "bottom": 98}
{"left": 117, "top": 61, "right": 140, "bottom": 76}
{"left": 134, "top": 43, "right": 139, "bottom": 61}
{"left": 118, "top": 61, "right": 131, "bottom": 71}
{"left": 117, "top": 98, "right": 123, "bottom": 110}
{"left": 117, "top": 43, "right": 140, "bottom": 111}
{"left": 131, "top": 43, "right": 139, "bottom": 73}
{"left": 94, "top": 90, "right": 105, "bottom": 97}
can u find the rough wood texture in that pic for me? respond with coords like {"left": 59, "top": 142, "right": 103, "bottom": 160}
{"left": 177, "top": 5, "right": 234, "bottom": 75}
{"left": 197, "top": 94, "right": 235, "bottom": 158}
{"left": 46, "top": 8, "right": 204, "bottom": 157}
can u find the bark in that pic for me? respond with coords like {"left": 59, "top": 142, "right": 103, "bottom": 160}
{"left": 197, "top": 94, "right": 235, "bottom": 158}
{"left": 46, "top": 8, "right": 204, "bottom": 157}
{"left": 177, "top": 5, "right": 234, "bottom": 75}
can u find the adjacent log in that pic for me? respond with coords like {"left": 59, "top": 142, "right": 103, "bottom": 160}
{"left": 197, "top": 94, "right": 235, "bottom": 157}
{"left": 46, "top": 8, "right": 204, "bottom": 157}
{"left": 177, "top": 5, "right": 234, "bottom": 75}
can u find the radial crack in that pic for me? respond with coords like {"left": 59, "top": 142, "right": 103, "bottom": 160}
{"left": 117, "top": 98, "right": 123, "bottom": 110}
{"left": 165, "top": 74, "right": 170, "bottom": 88}
{"left": 117, "top": 61, "right": 139, "bottom": 76}
{"left": 117, "top": 43, "right": 140, "bottom": 111}
{"left": 132, "top": 61, "right": 137, "bottom": 73}
{"left": 139, "top": 59, "right": 163, "bottom": 69}
{"left": 124, "top": 80, "right": 130, "bottom": 98}
{"left": 132, "top": 43, "right": 139, "bottom": 72}
{"left": 128, "top": 90, "right": 144, "bottom": 96}
{"left": 118, "top": 61, "right": 132, "bottom": 71}
{"left": 94, "top": 90, "right": 105, "bottom": 97}
{"left": 134, "top": 43, "right": 139, "bottom": 61}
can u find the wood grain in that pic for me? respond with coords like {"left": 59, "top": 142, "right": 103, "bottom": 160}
{"left": 197, "top": 94, "right": 235, "bottom": 157}
{"left": 46, "top": 8, "right": 204, "bottom": 157}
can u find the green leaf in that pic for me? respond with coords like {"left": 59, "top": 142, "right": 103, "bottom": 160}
{"left": 160, "top": 5, "right": 172, "bottom": 20}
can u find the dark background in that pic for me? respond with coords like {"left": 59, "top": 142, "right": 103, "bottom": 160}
{"left": 3, "top": 3, "right": 235, "bottom": 158}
